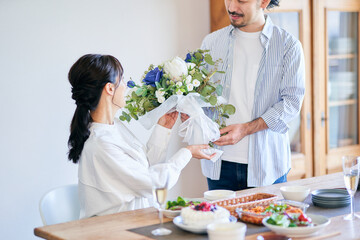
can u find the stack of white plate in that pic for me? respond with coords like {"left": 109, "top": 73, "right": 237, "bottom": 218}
{"left": 311, "top": 189, "right": 350, "bottom": 208}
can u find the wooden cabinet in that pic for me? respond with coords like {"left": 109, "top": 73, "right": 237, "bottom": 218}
{"left": 209, "top": 0, "right": 360, "bottom": 179}
{"left": 313, "top": 0, "right": 360, "bottom": 176}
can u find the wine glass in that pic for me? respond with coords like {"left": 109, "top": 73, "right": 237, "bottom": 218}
{"left": 150, "top": 168, "right": 172, "bottom": 236}
{"left": 342, "top": 156, "right": 360, "bottom": 220}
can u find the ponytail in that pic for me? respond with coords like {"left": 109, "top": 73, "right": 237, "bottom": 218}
{"left": 67, "top": 54, "right": 123, "bottom": 163}
{"left": 68, "top": 106, "right": 91, "bottom": 163}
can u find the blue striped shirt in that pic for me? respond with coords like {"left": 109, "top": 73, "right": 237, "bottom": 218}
{"left": 200, "top": 16, "right": 305, "bottom": 187}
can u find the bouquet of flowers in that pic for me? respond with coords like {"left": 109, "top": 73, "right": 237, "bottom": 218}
{"left": 120, "top": 49, "right": 235, "bottom": 162}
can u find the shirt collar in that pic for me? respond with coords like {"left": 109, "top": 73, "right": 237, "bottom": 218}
{"left": 261, "top": 14, "right": 273, "bottom": 40}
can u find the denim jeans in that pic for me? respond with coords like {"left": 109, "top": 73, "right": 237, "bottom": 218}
{"left": 207, "top": 161, "right": 288, "bottom": 191}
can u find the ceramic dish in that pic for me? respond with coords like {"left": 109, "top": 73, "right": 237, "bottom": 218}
{"left": 262, "top": 213, "right": 330, "bottom": 237}
{"left": 280, "top": 186, "right": 311, "bottom": 202}
{"left": 173, "top": 215, "right": 237, "bottom": 234}
{"left": 311, "top": 189, "right": 350, "bottom": 201}
{"left": 235, "top": 200, "right": 309, "bottom": 225}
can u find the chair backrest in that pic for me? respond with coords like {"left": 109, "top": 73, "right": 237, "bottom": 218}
{"left": 39, "top": 184, "right": 80, "bottom": 225}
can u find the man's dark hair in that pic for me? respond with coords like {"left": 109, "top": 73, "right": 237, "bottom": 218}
{"left": 267, "top": 0, "right": 280, "bottom": 9}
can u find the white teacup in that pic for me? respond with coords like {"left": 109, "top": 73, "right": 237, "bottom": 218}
{"left": 207, "top": 222, "right": 246, "bottom": 240}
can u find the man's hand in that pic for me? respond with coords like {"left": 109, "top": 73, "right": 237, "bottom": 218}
{"left": 157, "top": 111, "right": 178, "bottom": 129}
{"left": 213, "top": 124, "right": 248, "bottom": 146}
{"left": 214, "top": 118, "right": 268, "bottom": 146}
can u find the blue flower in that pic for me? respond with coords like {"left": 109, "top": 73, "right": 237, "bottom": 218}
{"left": 142, "top": 67, "right": 163, "bottom": 87}
{"left": 185, "top": 53, "right": 192, "bottom": 62}
{"left": 127, "top": 80, "right": 136, "bottom": 88}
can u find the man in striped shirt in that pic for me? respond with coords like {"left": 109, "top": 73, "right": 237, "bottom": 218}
{"left": 200, "top": 0, "right": 305, "bottom": 190}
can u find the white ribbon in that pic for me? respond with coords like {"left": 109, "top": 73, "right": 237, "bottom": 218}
{"left": 138, "top": 93, "right": 224, "bottom": 162}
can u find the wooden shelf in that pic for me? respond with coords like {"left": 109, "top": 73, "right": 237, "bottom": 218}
{"left": 328, "top": 53, "right": 357, "bottom": 60}
{"left": 328, "top": 99, "right": 357, "bottom": 107}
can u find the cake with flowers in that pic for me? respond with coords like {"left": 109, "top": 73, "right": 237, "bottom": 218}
{"left": 180, "top": 202, "right": 230, "bottom": 227}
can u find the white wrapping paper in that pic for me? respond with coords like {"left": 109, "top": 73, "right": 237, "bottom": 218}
{"left": 138, "top": 93, "right": 224, "bottom": 162}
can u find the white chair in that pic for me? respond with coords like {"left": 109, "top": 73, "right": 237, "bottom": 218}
{"left": 39, "top": 184, "right": 80, "bottom": 225}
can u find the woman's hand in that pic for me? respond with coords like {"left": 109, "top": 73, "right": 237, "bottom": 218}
{"left": 186, "top": 144, "right": 216, "bottom": 160}
{"left": 157, "top": 111, "right": 178, "bottom": 129}
{"left": 180, "top": 113, "right": 190, "bottom": 122}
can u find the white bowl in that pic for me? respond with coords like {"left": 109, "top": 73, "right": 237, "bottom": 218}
{"left": 204, "top": 190, "right": 236, "bottom": 201}
{"left": 262, "top": 213, "right": 330, "bottom": 237}
{"left": 207, "top": 222, "right": 247, "bottom": 240}
{"left": 280, "top": 186, "right": 310, "bottom": 202}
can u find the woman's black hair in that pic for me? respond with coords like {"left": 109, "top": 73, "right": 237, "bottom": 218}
{"left": 67, "top": 54, "right": 123, "bottom": 163}
{"left": 267, "top": 0, "right": 280, "bottom": 9}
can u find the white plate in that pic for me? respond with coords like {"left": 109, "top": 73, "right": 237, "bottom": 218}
{"left": 173, "top": 215, "right": 237, "bottom": 234}
{"left": 262, "top": 213, "right": 330, "bottom": 237}
{"left": 163, "top": 198, "right": 205, "bottom": 218}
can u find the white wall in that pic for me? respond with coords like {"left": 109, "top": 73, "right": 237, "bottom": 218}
{"left": 0, "top": 0, "right": 210, "bottom": 239}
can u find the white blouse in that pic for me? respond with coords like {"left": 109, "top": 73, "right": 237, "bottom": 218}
{"left": 78, "top": 119, "right": 192, "bottom": 218}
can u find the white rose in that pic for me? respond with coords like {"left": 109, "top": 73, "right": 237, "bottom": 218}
{"left": 157, "top": 96, "right": 165, "bottom": 103}
{"left": 176, "top": 89, "right": 183, "bottom": 95}
{"left": 186, "top": 62, "right": 196, "bottom": 70}
{"left": 187, "top": 83, "right": 194, "bottom": 91}
{"left": 176, "top": 82, "right": 183, "bottom": 87}
{"left": 185, "top": 75, "right": 192, "bottom": 85}
{"left": 155, "top": 89, "right": 165, "bottom": 98}
{"left": 193, "top": 79, "right": 200, "bottom": 87}
{"left": 164, "top": 56, "right": 188, "bottom": 82}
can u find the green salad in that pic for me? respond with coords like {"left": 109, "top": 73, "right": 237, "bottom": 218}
{"left": 166, "top": 196, "right": 201, "bottom": 211}
{"left": 266, "top": 212, "right": 314, "bottom": 227}
{"left": 264, "top": 204, "right": 288, "bottom": 214}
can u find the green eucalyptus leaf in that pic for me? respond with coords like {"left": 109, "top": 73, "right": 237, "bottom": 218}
{"left": 131, "top": 91, "right": 139, "bottom": 99}
{"left": 141, "top": 89, "right": 148, "bottom": 97}
{"left": 209, "top": 95, "right": 217, "bottom": 105}
{"left": 194, "top": 52, "right": 203, "bottom": 60}
{"left": 119, "top": 116, "right": 126, "bottom": 121}
{"left": 223, "top": 104, "right": 236, "bottom": 115}
{"left": 144, "top": 100, "right": 154, "bottom": 111}
{"left": 204, "top": 54, "right": 215, "bottom": 65}
{"left": 130, "top": 113, "right": 139, "bottom": 120}
{"left": 135, "top": 88, "right": 143, "bottom": 96}
{"left": 193, "top": 72, "right": 203, "bottom": 81}
{"left": 200, "top": 85, "right": 216, "bottom": 96}
{"left": 216, "top": 85, "right": 223, "bottom": 96}
{"left": 217, "top": 71, "right": 225, "bottom": 74}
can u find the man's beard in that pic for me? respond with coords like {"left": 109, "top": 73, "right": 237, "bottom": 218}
{"left": 228, "top": 11, "right": 246, "bottom": 28}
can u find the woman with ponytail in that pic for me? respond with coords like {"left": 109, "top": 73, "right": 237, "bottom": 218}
{"left": 68, "top": 54, "right": 214, "bottom": 218}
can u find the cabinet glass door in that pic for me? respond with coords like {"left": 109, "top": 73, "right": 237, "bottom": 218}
{"left": 268, "top": 12, "right": 301, "bottom": 154}
{"left": 327, "top": 11, "right": 359, "bottom": 149}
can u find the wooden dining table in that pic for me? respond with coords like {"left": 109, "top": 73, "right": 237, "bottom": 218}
{"left": 34, "top": 172, "right": 360, "bottom": 240}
